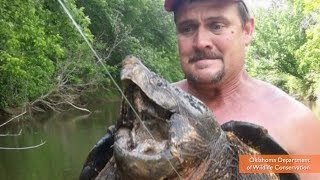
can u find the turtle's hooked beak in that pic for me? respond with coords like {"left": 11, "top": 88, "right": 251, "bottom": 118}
{"left": 114, "top": 80, "right": 180, "bottom": 179}
{"left": 113, "top": 56, "right": 222, "bottom": 179}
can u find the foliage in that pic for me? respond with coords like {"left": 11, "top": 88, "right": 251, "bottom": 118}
{"left": 247, "top": 0, "right": 320, "bottom": 100}
{"left": 0, "top": 0, "right": 59, "bottom": 108}
{"left": 296, "top": 0, "right": 320, "bottom": 99}
{"left": 0, "top": 0, "right": 183, "bottom": 110}
{"left": 0, "top": 0, "right": 104, "bottom": 109}
{"left": 304, "top": 0, "right": 320, "bottom": 11}
{"left": 77, "top": 0, "right": 183, "bottom": 82}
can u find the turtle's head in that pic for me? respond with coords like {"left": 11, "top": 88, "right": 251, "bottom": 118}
{"left": 113, "top": 56, "right": 221, "bottom": 179}
{"left": 120, "top": 55, "right": 178, "bottom": 112}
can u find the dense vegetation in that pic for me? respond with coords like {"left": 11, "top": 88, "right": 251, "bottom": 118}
{"left": 0, "top": 0, "right": 319, "bottom": 110}
{"left": 0, "top": 0, "right": 104, "bottom": 110}
{"left": 247, "top": 0, "right": 320, "bottom": 101}
{"left": 0, "top": 0, "right": 182, "bottom": 110}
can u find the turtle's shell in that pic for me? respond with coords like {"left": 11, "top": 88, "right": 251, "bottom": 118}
{"left": 221, "top": 120, "right": 300, "bottom": 180}
{"left": 79, "top": 125, "right": 115, "bottom": 180}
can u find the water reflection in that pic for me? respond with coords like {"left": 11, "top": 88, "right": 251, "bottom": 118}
{"left": 0, "top": 100, "right": 120, "bottom": 180}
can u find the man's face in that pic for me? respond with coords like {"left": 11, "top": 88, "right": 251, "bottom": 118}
{"left": 175, "top": 1, "right": 253, "bottom": 86}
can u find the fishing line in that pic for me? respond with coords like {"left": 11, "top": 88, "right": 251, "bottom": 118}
{"left": 56, "top": 0, "right": 182, "bottom": 178}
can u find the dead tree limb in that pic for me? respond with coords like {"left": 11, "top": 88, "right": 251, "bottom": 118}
{"left": 0, "top": 129, "right": 22, "bottom": 137}
{"left": 0, "top": 110, "right": 26, "bottom": 128}
{"left": 0, "top": 140, "right": 46, "bottom": 150}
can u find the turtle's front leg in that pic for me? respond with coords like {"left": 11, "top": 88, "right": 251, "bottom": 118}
{"left": 80, "top": 125, "right": 116, "bottom": 180}
{"left": 221, "top": 120, "right": 288, "bottom": 154}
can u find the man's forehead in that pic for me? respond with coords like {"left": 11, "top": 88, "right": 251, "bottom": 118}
{"left": 175, "top": 2, "right": 237, "bottom": 24}
{"left": 164, "top": 0, "right": 247, "bottom": 12}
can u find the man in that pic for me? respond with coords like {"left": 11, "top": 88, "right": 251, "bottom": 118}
{"left": 164, "top": 0, "right": 320, "bottom": 179}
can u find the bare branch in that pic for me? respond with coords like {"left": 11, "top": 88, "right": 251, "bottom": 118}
{"left": 65, "top": 100, "right": 91, "bottom": 114}
{"left": 0, "top": 129, "right": 22, "bottom": 137}
{"left": 25, "top": 6, "right": 127, "bottom": 114}
{"left": 28, "top": 64, "right": 95, "bottom": 113}
{"left": 105, "top": 13, "right": 132, "bottom": 61}
{"left": 0, "top": 110, "right": 26, "bottom": 128}
{"left": 0, "top": 140, "right": 46, "bottom": 150}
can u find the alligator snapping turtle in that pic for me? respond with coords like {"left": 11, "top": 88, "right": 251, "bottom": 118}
{"left": 80, "top": 56, "right": 299, "bottom": 180}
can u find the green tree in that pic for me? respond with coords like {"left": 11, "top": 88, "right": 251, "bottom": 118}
{"left": 0, "top": 0, "right": 186, "bottom": 110}
{"left": 247, "top": 0, "right": 320, "bottom": 100}
{"left": 0, "top": 0, "right": 61, "bottom": 108}
{"left": 295, "top": 0, "right": 320, "bottom": 100}
{"left": 0, "top": 0, "right": 104, "bottom": 110}
{"left": 77, "top": 0, "right": 183, "bottom": 82}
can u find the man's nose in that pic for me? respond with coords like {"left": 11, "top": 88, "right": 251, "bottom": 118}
{"left": 193, "top": 27, "right": 213, "bottom": 50}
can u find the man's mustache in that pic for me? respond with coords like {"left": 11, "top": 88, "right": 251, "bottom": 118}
{"left": 189, "top": 50, "right": 223, "bottom": 63}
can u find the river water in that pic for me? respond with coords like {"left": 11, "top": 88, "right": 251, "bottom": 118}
{"left": 0, "top": 99, "right": 319, "bottom": 180}
{"left": 0, "top": 99, "right": 121, "bottom": 180}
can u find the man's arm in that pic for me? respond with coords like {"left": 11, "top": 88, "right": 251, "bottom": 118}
{"left": 288, "top": 110, "right": 320, "bottom": 180}
{"left": 289, "top": 110, "right": 320, "bottom": 154}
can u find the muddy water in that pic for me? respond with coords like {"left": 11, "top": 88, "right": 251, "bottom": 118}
{"left": 0, "top": 99, "right": 120, "bottom": 180}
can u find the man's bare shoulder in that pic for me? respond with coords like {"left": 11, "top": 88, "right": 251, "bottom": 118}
{"left": 250, "top": 78, "right": 310, "bottom": 115}
{"left": 251, "top": 78, "right": 320, "bottom": 155}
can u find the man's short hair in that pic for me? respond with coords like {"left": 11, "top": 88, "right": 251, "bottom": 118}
{"left": 166, "top": 0, "right": 250, "bottom": 28}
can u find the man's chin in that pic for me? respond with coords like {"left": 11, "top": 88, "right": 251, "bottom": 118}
{"left": 187, "top": 71, "right": 225, "bottom": 85}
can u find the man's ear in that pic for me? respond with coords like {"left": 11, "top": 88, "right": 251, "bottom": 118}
{"left": 244, "top": 17, "right": 254, "bottom": 46}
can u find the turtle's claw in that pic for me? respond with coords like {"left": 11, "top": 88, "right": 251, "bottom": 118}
{"left": 80, "top": 125, "right": 116, "bottom": 180}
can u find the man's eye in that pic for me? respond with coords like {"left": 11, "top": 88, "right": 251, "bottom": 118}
{"left": 209, "top": 23, "right": 224, "bottom": 32}
{"left": 179, "top": 25, "right": 195, "bottom": 35}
